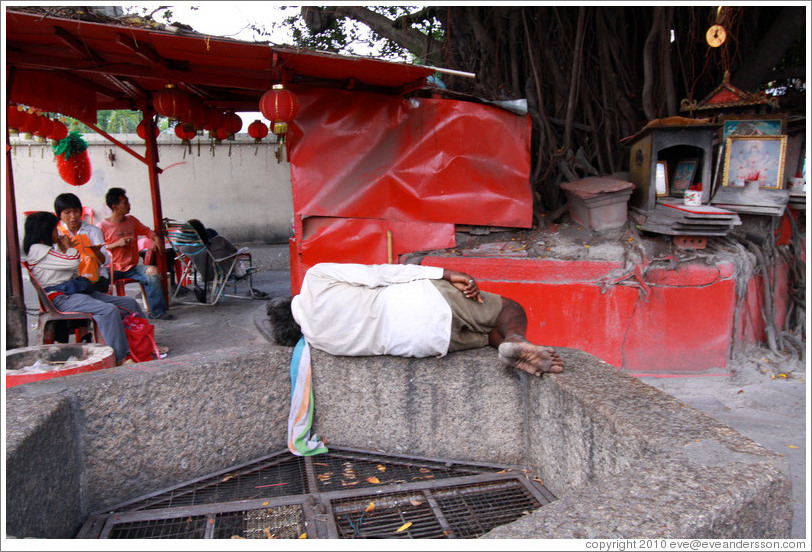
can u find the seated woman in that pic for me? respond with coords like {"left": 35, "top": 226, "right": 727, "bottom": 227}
{"left": 23, "top": 211, "right": 146, "bottom": 365}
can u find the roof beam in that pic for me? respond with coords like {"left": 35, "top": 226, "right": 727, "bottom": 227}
{"left": 54, "top": 26, "right": 105, "bottom": 65}
{"left": 115, "top": 33, "right": 171, "bottom": 70}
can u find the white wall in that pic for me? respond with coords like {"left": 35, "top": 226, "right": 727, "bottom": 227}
{"left": 10, "top": 133, "right": 294, "bottom": 244}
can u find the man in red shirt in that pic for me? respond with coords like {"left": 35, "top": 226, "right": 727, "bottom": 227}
{"left": 98, "top": 187, "right": 172, "bottom": 320}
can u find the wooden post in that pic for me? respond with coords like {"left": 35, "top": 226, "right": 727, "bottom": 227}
{"left": 141, "top": 104, "right": 170, "bottom": 308}
{"left": 6, "top": 121, "right": 29, "bottom": 348}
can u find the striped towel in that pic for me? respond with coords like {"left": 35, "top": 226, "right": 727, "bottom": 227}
{"left": 287, "top": 337, "right": 328, "bottom": 456}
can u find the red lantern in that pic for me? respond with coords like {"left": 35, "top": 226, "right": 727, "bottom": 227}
{"left": 247, "top": 120, "right": 269, "bottom": 142}
{"left": 215, "top": 127, "right": 231, "bottom": 141}
{"left": 7, "top": 105, "right": 23, "bottom": 131}
{"left": 136, "top": 119, "right": 160, "bottom": 140}
{"left": 184, "top": 98, "right": 209, "bottom": 129}
{"left": 174, "top": 124, "right": 197, "bottom": 141}
{"left": 153, "top": 85, "right": 190, "bottom": 120}
{"left": 204, "top": 110, "right": 225, "bottom": 132}
{"left": 35, "top": 116, "right": 54, "bottom": 138}
{"left": 259, "top": 84, "right": 300, "bottom": 133}
{"left": 48, "top": 120, "right": 69, "bottom": 141}
{"left": 223, "top": 112, "right": 243, "bottom": 136}
{"left": 18, "top": 110, "right": 42, "bottom": 135}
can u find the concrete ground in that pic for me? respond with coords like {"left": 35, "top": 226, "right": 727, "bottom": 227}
{"left": 16, "top": 243, "right": 808, "bottom": 539}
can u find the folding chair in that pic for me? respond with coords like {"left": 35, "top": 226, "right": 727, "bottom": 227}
{"left": 164, "top": 218, "right": 260, "bottom": 305}
{"left": 21, "top": 261, "right": 102, "bottom": 345}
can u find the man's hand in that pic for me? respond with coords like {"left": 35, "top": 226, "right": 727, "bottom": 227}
{"left": 442, "top": 269, "right": 483, "bottom": 303}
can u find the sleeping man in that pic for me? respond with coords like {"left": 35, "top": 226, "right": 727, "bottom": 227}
{"left": 268, "top": 262, "right": 563, "bottom": 377}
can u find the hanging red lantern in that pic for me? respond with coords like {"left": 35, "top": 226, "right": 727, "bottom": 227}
{"left": 48, "top": 120, "right": 69, "bottom": 142}
{"left": 18, "top": 110, "right": 42, "bottom": 136}
{"left": 152, "top": 84, "right": 190, "bottom": 120}
{"left": 223, "top": 112, "right": 243, "bottom": 136}
{"left": 35, "top": 116, "right": 54, "bottom": 139}
{"left": 204, "top": 110, "right": 225, "bottom": 132}
{"left": 247, "top": 120, "right": 269, "bottom": 142}
{"left": 215, "top": 127, "right": 231, "bottom": 141}
{"left": 136, "top": 119, "right": 160, "bottom": 140}
{"left": 174, "top": 124, "right": 197, "bottom": 141}
{"left": 259, "top": 84, "right": 300, "bottom": 134}
{"left": 184, "top": 98, "right": 209, "bottom": 129}
{"left": 7, "top": 105, "right": 23, "bottom": 131}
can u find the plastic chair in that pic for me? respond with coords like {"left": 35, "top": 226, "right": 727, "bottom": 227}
{"left": 21, "top": 261, "right": 102, "bottom": 345}
{"left": 109, "top": 265, "right": 149, "bottom": 313}
{"left": 164, "top": 218, "right": 259, "bottom": 305}
{"left": 82, "top": 206, "right": 94, "bottom": 225}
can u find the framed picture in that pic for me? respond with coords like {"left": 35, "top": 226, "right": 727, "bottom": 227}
{"left": 655, "top": 160, "right": 669, "bottom": 196}
{"left": 671, "top": 159, "right": 698, "bottom": 194}
{"left": 721, "top": 117, "right": 784, "bottom": 141}
{"left": 722, "top": 135, "right": 787, "bottom": 189}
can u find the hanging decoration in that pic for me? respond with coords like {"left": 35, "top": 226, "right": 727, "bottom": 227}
{"left": 152, "top": 84, "right": 190, "bottom": 121}
{"left": 223, "top": 111, "right": 243, "bottom": 138}
{"left": 48, "top": 119, "right": 69, "bottom": 142}
{"left": 7, "top": 105, "right": 23, "bottom": 134}
{"left": 52, "top": 131, "right": 91, "bottom": 186}
{"left": 136, "top": 118, "right": 160, "bottom": 140}
{"left": 247, "top": 120, "right": 269, "bottom": 142}
{"left": 18, "top": 109, "right": 42, "bottom": 138}
{"left": 204, "top": 109, "right": 225, "bottom": 133}
{"left": 184, "top": 97, "right": 209, "bottom": 130}
{"left": 247, "top": 120, "right": 269, "bottom": 155}
{"left": 174, "top": 123, "right": 197, "bottom": 142}
{"left": 258, "top": 84, "right": 300, "bottom": 162}
{"left": 34, "top": 116, "right": 54, "bottom": 142}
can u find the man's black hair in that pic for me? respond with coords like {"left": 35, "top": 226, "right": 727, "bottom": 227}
{"left": 54, "top": 193, "right": 82, "bottom": 217}
{"left": 267, "top": 296, "right": 303, "bottom": 346}
{"left": 105, "top": 187, "right": 127, "bottom": 209}
{"left": 22, "top": 211, "right": 59, "bottom": 254}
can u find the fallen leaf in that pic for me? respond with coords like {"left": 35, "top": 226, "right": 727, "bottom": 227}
{"left": 496, "top": 470, "right": 506, "bottom": 474}
{"left": 366, "top": 476, "right": 381, "bottom": 484}
{"left": 533, "top": 477, "right": 544, "bottom": 485}
{"left": 365, "top": 502, "right": 375, "bottom": 512}
{"left": 313, "top": 462, "right": 328, "bottom": 466}
{"left": 208, "top": 518, "right": 214, "bottom": 525}
{"left": 263, "top": 527, "right": 278, "bottom": 539}
{"left": 298, "top": 533, "right": 307, "bottom": 539}
{"left": 737, "top": 389, "right": 744, "bottom": 394}
{"left": 231, "top": 535, "right": 245, "bottom": 539}
{"left": 410, "top": 500, "right": 424, "bottom": 507}
{"left": 261, "top": 501, "right": 269, "bottom": 506}
{"left": 787, "top": 445, "right": 799, "bottom": 449}
{"left": 377, "top": 464, "right": 387, "bottom": 472}
{"left": 341, "top": 480, "right": 359, "bottom": 486}
{"left": 396, "top": 522, "right": 412, "bottom": 533}
{"left": 418, "top": 467, "right": 431, "bottom": 473}
{"left": 185, "top": 517, "right": 193, "bottom": 523}
{"left": 778, "top": 373, "right": 788, "bottom": 379}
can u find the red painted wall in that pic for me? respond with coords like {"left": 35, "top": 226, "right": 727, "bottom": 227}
{"left": 421, "top": 256, "right": 741, "bottom": 373}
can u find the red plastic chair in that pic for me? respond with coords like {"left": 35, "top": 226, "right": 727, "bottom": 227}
{"left": 22, "top": 261, "right": 102, "bottom": 345}
{"left": 109, "top": 265, "right": 148, "bottom": 313}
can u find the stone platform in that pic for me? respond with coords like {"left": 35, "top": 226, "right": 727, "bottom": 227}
{"left": 5, "top": 345, "right": 792, "bottom": 539}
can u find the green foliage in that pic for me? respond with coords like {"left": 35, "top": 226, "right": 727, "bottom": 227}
{"left": 271, "top": 6, "right": 441, "bottom": 62}
{"left": 52, "top": 131, "right": 88, "bottom": 160}
{"left": 67, "top": 110, "right": 169, "bottom": 135}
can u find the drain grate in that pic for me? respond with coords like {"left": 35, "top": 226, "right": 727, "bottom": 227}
{"left": 77, "top": 447, "right": 555, "bottom": 539}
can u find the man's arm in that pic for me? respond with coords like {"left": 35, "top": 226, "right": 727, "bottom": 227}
{"left": 442, "top": 269, "right": 482, "bottom": 303}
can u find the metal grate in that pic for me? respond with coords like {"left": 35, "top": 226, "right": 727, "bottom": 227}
{"left": 78, "top": 447, "right": 555, "bottom": 539}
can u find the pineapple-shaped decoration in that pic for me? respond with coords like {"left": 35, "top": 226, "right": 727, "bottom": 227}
{"left": 53, "top": 131, "right": 91, "bottom": 186}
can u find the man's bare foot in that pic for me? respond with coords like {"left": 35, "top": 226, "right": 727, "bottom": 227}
{"left": 498, "top": 341, "right": 564, "bottom": 377}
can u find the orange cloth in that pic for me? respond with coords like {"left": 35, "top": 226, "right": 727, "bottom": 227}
{"left": 98, "top": 215, "right": 154, "bottom": 272}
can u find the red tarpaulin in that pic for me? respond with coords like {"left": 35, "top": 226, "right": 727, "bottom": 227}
{"left": 288, "top": 88, "right": 533, "bottom": 291}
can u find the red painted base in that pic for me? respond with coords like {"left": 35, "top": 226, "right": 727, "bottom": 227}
{"left": 421, "top": 255, "right": 789, "bottom": 373}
